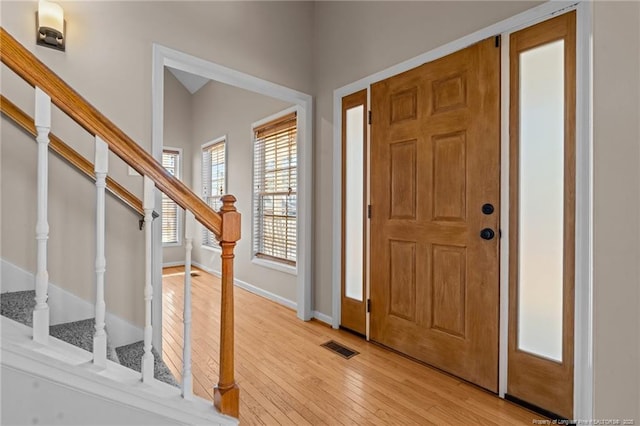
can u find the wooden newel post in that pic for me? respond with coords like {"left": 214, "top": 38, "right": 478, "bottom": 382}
{"left": 214, "top": 195, "right": 241, "bottom": 418}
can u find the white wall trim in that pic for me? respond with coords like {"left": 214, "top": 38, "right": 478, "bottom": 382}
{"left": 192, "top": 262, "right": 297, "bottom": 311}
{"left": 201, "top": 245, "right": 222, "bottom": 254}
{"left": 151, "top": 47, "right": 165, "bottom": 354}
{"left": 312, "top": 311, "right": 333, "bottom": 327}
{"left": 251, "top": 257, "right": 297, "bottom": 276}
{"left": 573, "top": 0, "right": 594, "bottom": 419}
{"left": 162, "top": 261, "right": 185, "bottom": 268}
{"left": 1, "top": 259, "right": 143, "bottom": 348}
{"left": 202, "top": 135, "right": 227, "bottom": 150}
{"left": 251, "top": 105, "right": 299, "bottom": 128}
{"left": 331, "top": 1, "right": 593, "bottom": 419}
{"left": 194, "top": 261, "right": 331, "bottom": 325}
{"left": 152, "top": 45, "right": 314, "bottom": 323}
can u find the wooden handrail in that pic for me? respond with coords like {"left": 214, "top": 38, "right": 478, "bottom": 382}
{"left": 0, "top": 27, "right": 222, "bottom": 236}
{"left": 1, "top": 27, "right": 240, "bottom": 418}
{"left": 1, "top": 95, "right": 144, "bottom": 217}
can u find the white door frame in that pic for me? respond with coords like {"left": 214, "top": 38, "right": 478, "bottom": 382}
{"left": 151, "top": 45, "right": 315, "bottom": 352}
{"left": 331, "top": 1, "right": 593, "bottom": 419}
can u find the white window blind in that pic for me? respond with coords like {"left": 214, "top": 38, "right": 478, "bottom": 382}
{"left": 162, "top": 149, "right": 180, "bottom": 245}
{"left": 202, "top": 139, "right": 226, "bottom": 248}
{"left": 253, "top": 112, "right": 297, "bottom": 265}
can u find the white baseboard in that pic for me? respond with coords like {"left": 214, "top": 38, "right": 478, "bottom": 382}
{"left": 162, "top": 261, "right": 185, "bottom": 268}
{"left": 0, "top": 259, "right": 142, "bottom": 347}
{"left": 312, "top": 311, "right": 333, "bottom": 326}
{"left": 192, "top": 261, "right": 298, "bottom": 311}
{"left": 192, "top": 261, "right": 332, "bottom": 325}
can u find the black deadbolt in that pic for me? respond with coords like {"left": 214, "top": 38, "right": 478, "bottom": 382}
{"left": 480, "top": 228, "right": 495, "bottom": 240}
{"left": 482, "top": 203, "right": 495, "bottom": 215}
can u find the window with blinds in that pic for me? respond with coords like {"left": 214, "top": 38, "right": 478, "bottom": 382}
{"left": 253, "top": 111, "right": 297, "bottom": 265}
{"left": 202, "top": 138, "right": 226, "bottom": 248}
{"left": 162, "top": 149, "right": 180, "bottom": 245}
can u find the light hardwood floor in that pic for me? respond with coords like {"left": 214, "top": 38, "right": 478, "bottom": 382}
{"left": 162, "top": 266, "right": 541, "bottom": 425}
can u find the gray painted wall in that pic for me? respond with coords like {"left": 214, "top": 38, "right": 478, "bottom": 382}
{"left": 592, "top": 1, "right": 640, "bottom": 419}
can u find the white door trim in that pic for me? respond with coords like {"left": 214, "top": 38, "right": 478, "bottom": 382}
{"left": 331, "top": 1, "right": 593, "bottom": 419}
{"left": 573, "top": 1, "right": 594, "bottom": 418}
{"left": 151, "top": 45, "right": 315, "bottom": 338}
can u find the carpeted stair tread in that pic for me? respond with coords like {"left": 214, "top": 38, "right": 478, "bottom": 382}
{"left": 49, "top": 318, "right": 95, "bottom": 352}
{"left": 48, "top": 318, "right": 119, "bottom": 363}
{"left": 116, "top": 341, "right": 179, "bottom": 387}
{"left": 0, "top": 290, "right": 36, "bottom": 327}
{"left": 1, "top": 292, "right": 118, "bottom": 363}
{"left": 2, "top": 291, "right": 174, "bottom": 385}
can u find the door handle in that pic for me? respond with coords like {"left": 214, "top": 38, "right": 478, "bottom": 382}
{"left": 480, "top": 228, "right": 495, "bottom": 240}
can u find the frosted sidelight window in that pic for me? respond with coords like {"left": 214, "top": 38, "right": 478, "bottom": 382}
{"left": 517, "top": 40, "right": 564, "bottom": 362}
{"left": 345, "top": 105, "right": 365, "bottom": 301}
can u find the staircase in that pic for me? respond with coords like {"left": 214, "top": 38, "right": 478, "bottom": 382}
{"left": 1, "top": 26, "right": 241, "bottom": 422}
{"left": 1, "top": 290, "right": 179, "bottom": 387}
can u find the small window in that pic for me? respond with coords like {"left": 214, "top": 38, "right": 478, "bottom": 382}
{"left": 253, "top": 111, "right": 297, "bottom": 265}
{"left": 162, "top": 149, "right": 181, "bottom": 245}
{"left": 202, "top": 137, "right": 226, "bottom": 248}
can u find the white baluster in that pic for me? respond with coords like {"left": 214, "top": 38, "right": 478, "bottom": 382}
{"left": 182, "top": 211, "right": 195, "bottom": 399}
{"left": 142, "top": 176, "right": 155, "bottom": 382}
{"left": 33, "top": 87, "right": 51, "bottom": 344}
{"left": 93, "top": 136, "right": 109, "bottom": 367}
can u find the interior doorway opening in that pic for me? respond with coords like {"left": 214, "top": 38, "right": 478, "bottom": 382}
{"left": 151, "top": 45, "right": 314, "bottom": 356}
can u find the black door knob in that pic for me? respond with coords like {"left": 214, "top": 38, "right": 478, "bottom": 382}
{"left": 482, "top": 203, "right": 494, "bottom": 215}
{"left": 480, "top": 228, "right": 495, "bottom": 240}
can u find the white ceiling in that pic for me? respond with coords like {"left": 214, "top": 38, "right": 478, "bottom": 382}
{"left": 167, "top": 67, "right": 210, "bottom": 95}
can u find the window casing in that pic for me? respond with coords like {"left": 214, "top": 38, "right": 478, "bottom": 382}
{"left": 253, "top": 112, "right": 297, "bottom": 265}
{"left": 162, "top": 149, "right": 181, "bottom": 245}
{"left": 202, "top": 138, "right": 226, "bottom": 248}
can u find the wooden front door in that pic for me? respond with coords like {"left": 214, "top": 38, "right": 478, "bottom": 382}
{"left": 370, "top": 37, "right": 500, "bottom": 391}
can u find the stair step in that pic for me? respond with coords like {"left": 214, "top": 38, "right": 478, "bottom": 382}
{"left": 49, "top": 318, "right": 119, "bottom": 363}
{"left": 116, "top": 341, "right": 179, "bottom": 388}
{"left": 1, "top": 291, "right": 175, "bottom": 386}
{"left": 1, "top": 291, "right": 118, "bottom": 362}
{"left": 0, "top": 290, "right": 36, "bottom": 327}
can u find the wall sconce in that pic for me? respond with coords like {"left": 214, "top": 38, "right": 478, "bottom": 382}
{"left": 36, "top": 0, "right": 65, "bottom": 51}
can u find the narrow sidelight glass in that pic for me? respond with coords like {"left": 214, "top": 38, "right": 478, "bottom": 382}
{"left": 517, "top": 40, "right": 565, "bottom": 362}
{"left": 345, "top": 105, "right": 365, "bottom": 301}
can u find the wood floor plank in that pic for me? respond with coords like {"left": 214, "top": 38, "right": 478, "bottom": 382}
{"left": 162, "top": 267, "right": 540, "bottom": 425}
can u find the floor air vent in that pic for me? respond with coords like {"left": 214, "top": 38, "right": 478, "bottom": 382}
{"left": 321, "top": 340, "right": 359, "bottom": 359}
